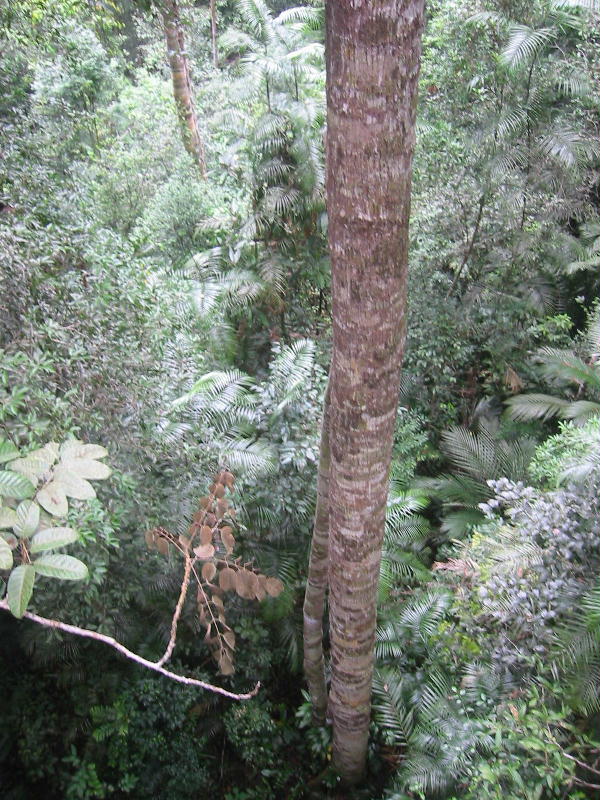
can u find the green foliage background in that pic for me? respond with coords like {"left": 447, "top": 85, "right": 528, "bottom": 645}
{"left": 1, "top": 0, "right": 599, "bottom": 797}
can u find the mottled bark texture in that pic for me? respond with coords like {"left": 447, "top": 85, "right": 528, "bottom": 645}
{"left": 303, "top": 381, "right": 331, "bottom": 723}
{"left": 325, "top": 0, "right": 425, "bottom": 784}
{"left": 162, "top": 0, "right": 206, "bottom": 175}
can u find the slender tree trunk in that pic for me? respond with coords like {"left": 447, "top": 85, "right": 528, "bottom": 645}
{"left": 303, "top": 380, "right": 331, "bottom": 723}
{"left": 210, "top": 0, "right": 218, "bottom": 68}
{"left": 323, "top": 0, "right": 424, "bottom": 784}
{"left": 162, "top": 0, "right": 206, "bottom": 175}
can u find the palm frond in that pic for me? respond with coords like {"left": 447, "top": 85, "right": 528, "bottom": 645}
{"left": 397, "top": 590, "right": 452, "bottom": 643}
{"left": 172, "top": 369, "right": 256, "bottom": 410}
{"left": 268, "top": 338, "right": 316, "bottom": 410}
{"left": 441, "top": 425, "right": 498, "bottom": 479}
{"left": 221, "top": 436, "right": 277, "bottom": 479}
{"left": 441, "top": 509, "right": 486, "bottom": 538}
{"left": 584, "top": 307, "right": 600, "bottom": 357}
{"left": 373, "top": 668, "right": 414, "bottom": 743}
{"left": 537, "top": 347, "right": 600, "bottom": 390}
{"left": 501, "top": 24, "right": 557, "bottom": 69}
{"left": 539, "top": 128, "right": 594, "bottom": 169}
{"left": 236, "top": 0, "right": 273, "bottom": 40}
{"left": 564, "top": 400, "right": 600, "bottom": 424}
{"left": 505, "top": 392, "right": 571, "bottom": 421}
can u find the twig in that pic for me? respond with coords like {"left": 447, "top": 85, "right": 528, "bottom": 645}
{"left": 0, "top": 598, "right": 259, "bottom": 701}
{"left": 572, "top": 776, "right": 600, "bottom": 790}
{"left": 562, "top": 750, "right": 600, "bottom": 777}
{"left": 156, "top": 551, "right": 193, "bottom": 667}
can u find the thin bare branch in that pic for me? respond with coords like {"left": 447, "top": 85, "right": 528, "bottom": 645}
{"left": 0, "top": 598, "right": 259, "bottom": 700}
{"left": 156, "top": 551, "right": 193, "bottom": 667}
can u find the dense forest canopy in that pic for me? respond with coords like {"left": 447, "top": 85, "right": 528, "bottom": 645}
{"left": 1, "top": 0, "right": 599, "bottom": 797}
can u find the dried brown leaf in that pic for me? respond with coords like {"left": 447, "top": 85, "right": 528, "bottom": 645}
{"left": 265, "top": 577, "right": 284, "bottom": 597}
{"left": 219, "top": 651, "right": 234, "bottom": 675}
{"left": 219, "top": 567, "right": 236, "bottom": 591}
{"left": 201, "top": 562, "right": 217, "bottom": 582}
{"left": 193, "top": 543, "right": 215, "bottom": 560}
{"left": 220, "top": 528, "right": 235, "bottom": 555}
{"left": 156, "top": 537, "right": 169, "bottom": 556}
{"left": 200, "top": 525, "right": 213, "bottom": 545}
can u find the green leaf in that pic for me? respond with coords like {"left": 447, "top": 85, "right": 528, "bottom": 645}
{"left": 36, "top": 481, "right": 68, "bottom": 517}
{"left": 33, "top": 554, "right": 88, "bottom": 581}
{"left": 30, "top": 527, "right": 79, "bottom": 553}
{"left": 0, "top": 440, "right": 19, "bottom": 464}
{"left": 0, "top": 470, "right": 36, "bottom": 500}
{"left": 60, "top": 440, "right": 108, "bottom": 461}
{"left": 53, "top": 466, "right": 96, "bottom": 500}
{"left": 59, "top": 458, "right": 111, "bottom": 481}
{"left": 0, "top": 537, "right": 13, "bottom": 570}
{"left": 0, "top": 507, "right": 18, "bottom": 529}
{"left": 8, "top": 443, "right": 58, "bottom": 482}
{"left": 7, "top": 564, "right": 35, "bottom": 618}
{"left": 14, "top": 500, "right": 40, "bottom": 538}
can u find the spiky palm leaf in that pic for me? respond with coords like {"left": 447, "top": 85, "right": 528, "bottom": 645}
{"left": 555, "top": 582, "right": 600, "bottom": 713}
{"left": 379, "top": 471, "right": 432, "bottom": 601}
{"left": 502, "top": 24, "right": 558, "bottom": 68}
{"left": 506, "top": 309, "right": 600, "bottom": 425}
{"left": 421, "top": 420, "right": 536, "bottom": 537}
{"left": 372, "top": 667, "right": 414, "bottom": 744}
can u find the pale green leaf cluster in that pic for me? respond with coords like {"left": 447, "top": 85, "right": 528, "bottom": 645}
{"left": 0, "top": 437, "right": 111, "bottom": 618}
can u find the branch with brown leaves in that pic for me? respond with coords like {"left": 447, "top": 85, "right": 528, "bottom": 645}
{"left": 1, "top": 471, "right": 284, "bottom": 700}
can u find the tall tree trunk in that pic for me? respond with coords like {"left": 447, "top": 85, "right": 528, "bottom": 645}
{"left": 210, "top": 0, "right": 218, "bottom": 68}
{"left": 312, "top": 0, "right": 425, "bottom": 784}
{"left": 162, "top": 0, "right": 206, "bottom": 175}
{"left": 303, "top": 380, "right": 331, "bottom": 723}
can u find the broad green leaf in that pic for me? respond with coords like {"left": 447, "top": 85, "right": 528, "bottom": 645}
{"left": 8, "top": 456, "right": 47, "bottom": 482}
{"left": 36, "top": 481, "right": 68, "bottom": 517}
{"left": 60, "top": 442, "right": 108, "bottom": 460}
{"left": 0, "top": 440, "right": 19, "bottom": 464}
{"left": 8, "top": 443, "right": 57, "bottom": 482}
{"left": 60, "top": 440, "right": 108, "bottom": 462}
{"left": 59, "top": 458, "right": 111, "bottom": 480}
{"left": 0, "top": 537, "right": 13, "bottom": 570}
{"left": 14, "top": 500, "right": 40, "bottom": 538}
{"left": 7, "top": 564, "right": 35, "bottom": 618}
{"left": 0, "top": 507, "right": 18, "bottom": 529}
{"left": 30, "top": 527, "right": 79, "bottom": 553}
{"left": 0, "top": 470, "right": 36, "bottom": 500}
{"left": 33, "top": 554, "right": 88, "bottom": 581}
{"left": 53, "top": 466, "right": 96, "bottom": 500}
